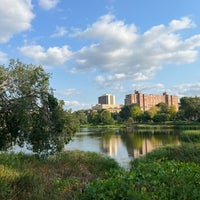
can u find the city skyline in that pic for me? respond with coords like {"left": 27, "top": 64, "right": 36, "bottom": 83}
{"left": 91, "top": 91, "right": 178, "bottom": 113}
{"left": 1, "top": 0, "right": 200, "bottom": 111}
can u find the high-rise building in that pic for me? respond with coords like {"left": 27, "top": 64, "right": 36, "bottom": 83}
{"left": 124, "top": 90, "right": 179, "bottom": 112}
{"left": 98, "top": 94, "right": 116, "bottom": 105}
{"left": 92, "top": 94, "right": 122, "bottom": 113}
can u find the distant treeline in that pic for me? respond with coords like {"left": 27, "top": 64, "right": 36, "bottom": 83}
{"left": 74, "top": 97, "right": 200, "bottom": 125}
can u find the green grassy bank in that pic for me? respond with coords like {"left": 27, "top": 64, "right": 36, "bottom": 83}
{"left": 82, "top": 121, "right": 200, "bottom": 130}
{"left": 83, "top": 143, "right": 200, "bottom": 200}
{"left": 0, "top": 151, "right": 119, "bottom": 200}
{"left": 1, "top": 129, "right": 200, "bottom": 199}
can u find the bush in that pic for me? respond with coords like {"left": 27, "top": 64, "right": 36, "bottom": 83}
{"left": 0, "top": 151, "right": 120, "bottom": 200}
{"left": 82, "top": 161, "right": 200, "bottom": 200}
{"left": 130, "top": 143, "right": 200, "bottom": 164}
{"left": 180, "top": 130, "right": 200, "bottom": 143}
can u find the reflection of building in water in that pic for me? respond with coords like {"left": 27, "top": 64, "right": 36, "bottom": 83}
{"left": 133, "top": 139, "right": 159, "bottom": 158}
{"left": 132, "top": 138, "right": 180, "bottom": 158}
{"left": 100, "top": 136, "right": 121, "bottom": 156}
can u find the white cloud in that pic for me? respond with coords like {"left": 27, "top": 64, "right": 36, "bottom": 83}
{"left": 64, "top": 100, "right": 90, "bottom": 111}
{"left": 169, "top": 17, "right": 195, "bottom": 31}
{"left": 17, "top": 14, "right": 200, "bottom": 93}
{"left": 72, "top": 14, "right": 200, "bottom": 83}
{"left": 0, "top": 0, "right": 34, "bottom": 43}
{"left": 51, "top": 26, "right": 68, "bottom": 38}
{"left": 19, "top": 45, "right": 72, "bottom": 67}
{"left": 131, "top": 83, "right": 165, "bottom": 94}
{"left": 128, "top": 82, "right": 200, "bottom": 100}
{"left": 95, "top": 73, "right": 126, "bottom": 88}
{"left": 0, "top": 51, "right": 8, "bottom": 64}
{"left": 38, "top": 0, "right": 59, "bottom": 10}
{"left": 171, "top": 83, "right": 200, "bottom": 97}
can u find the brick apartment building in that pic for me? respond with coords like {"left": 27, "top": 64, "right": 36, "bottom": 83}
{"left": 124, "top": 91, "right": 178, "bottom": 112}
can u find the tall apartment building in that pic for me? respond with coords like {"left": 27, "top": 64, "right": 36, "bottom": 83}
{"left": 98, "top": 94, "right": 116, "bottom": 105}
{"left": 92, "top": 94, "right": 122, "bottom": 113}
{"left": 125, "top": 90, "right": 179, "bottom": 112}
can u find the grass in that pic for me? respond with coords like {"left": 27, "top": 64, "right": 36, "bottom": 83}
{"left": 82, "top": 143, "right": 200, "bottom": 200}
{"left": 130, "top": 143, "right": 200, "bottom": 165}
{"left": 0, "top": 151, "right": 119, "bottom": 200}
{"left": 2, "top": 143, "right": 200, "bottom": 199}
{"left": 2, "top": 127, "right": 200, "bottom": 199}
{"left": 125, "top": 121, "right": 200, "bottom": 130}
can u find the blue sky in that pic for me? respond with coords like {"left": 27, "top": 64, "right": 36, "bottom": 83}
{"left": 1, "top": 0, "right": 200, "bottom": 110}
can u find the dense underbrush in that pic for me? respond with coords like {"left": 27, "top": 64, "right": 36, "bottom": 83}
{"left": 83, "top": 143, "right": 200, "bottom": 200}
{"left": 1, "top": 139, "right": 200, "bottom": 199}
{"left": 0, "top": 151, "right": 119, "bottom": 200}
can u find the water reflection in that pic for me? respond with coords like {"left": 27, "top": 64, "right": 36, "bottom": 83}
{"left": 65, "top": 127, "right": 180, "bottom": 167}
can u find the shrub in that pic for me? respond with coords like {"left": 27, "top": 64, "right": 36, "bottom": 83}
{"left": 82, "top": 161, "right": 200, "bottom": 200}
{"left": 130, "top": 143, "right": 200, "bottom": 164}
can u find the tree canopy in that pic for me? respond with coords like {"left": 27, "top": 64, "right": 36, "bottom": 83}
{"left": 119, "top": 104, "right": 142, "bottom": 122}
{"left": 0, "top": 59, "right": 79, "bottom": 156}
{"left": 178, "top": 97, "right": 200, "bottom": 121}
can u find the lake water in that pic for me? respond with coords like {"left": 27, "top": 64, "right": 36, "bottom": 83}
{"left": 65, "top": 127, "right": 180, "bottom": 168}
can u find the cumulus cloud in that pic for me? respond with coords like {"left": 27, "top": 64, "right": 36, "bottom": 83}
{"left": 72, "top": 14, "right": 200, "bottom": 84}
{"left": 38, "top": 0, "right": 59, "bottom": 10}
{"left": 128, "top": 82, "right": 200, "bottom": 100}
{"left": 95, "top": 73, "right": 126, "bottom": 88}
{"left": 171, "top": 83, "right": 200, "bottom": 97}
{"left": 19, "top": 45, "right": 72, "bottom": 67}
{"left": 0, "top": 0, "right": 34, "bottom": 43}
{"left": 51, "top": 26, "right": 68, "bottom": 38}
{"left": 131, "top": 83, "right": 165, "bottom": 94}
{"left": 64, "top": 100, "right": 90, "bottom": 111}
{"left": 18, "top": 14, "right": 200, "bottom": 93}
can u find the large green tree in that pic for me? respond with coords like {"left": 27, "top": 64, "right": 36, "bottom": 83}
{"left": 0, "top": 59, "right": 78, "bottom": 155}
{"left": 120, "top": 104, "right": 142, "bottom": 122}
{"left": 178, "top": 97, "right": 200, "bottom": 121}
{"left": 74, "top": 110, "right": 88, "bottom": 125}
{"left": 100, "top": 110, "right": 115, "bottom": 125}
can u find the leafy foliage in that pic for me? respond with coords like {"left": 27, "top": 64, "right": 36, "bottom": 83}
{"left": 178, "top": 97, "right": 200, "bottom": 121}
{"left": 87, "top": 110, "right": 115, "bottom": 125}
{"left": 119, "top": 104, "right": 142, "bottom": 122}
{"left": 0, "top": 60, "right": 79, "bottom": 155}
{"left": 82, "top": 160, "right": 200, "bottom": 200}
{"left": 83, "top": 142, "right": 200, "bottom": 200}
{"left": 74, "top": 110, "right": 88, "bottom": 125}
{"left": 0, "top": 151, "right": 119, "bottom": 200}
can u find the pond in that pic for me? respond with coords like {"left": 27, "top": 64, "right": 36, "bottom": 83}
{"left": 65, "top": 127, "right": 180, "bottom": 168}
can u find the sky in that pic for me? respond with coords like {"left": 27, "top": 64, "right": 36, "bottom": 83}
{"left": 1, "top": 0, "right": 200, "bottom": 111}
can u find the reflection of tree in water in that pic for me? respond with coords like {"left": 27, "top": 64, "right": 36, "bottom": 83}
{"left": 120, "top": 128, "right": 180, "bottom": 158}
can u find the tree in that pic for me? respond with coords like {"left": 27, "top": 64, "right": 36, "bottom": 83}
{"left": 131, "top": 105, "right": 142, "bottom": 122}
{"left": 120, "top": 104, "right": 136, "bottom": 121}
{"left": 100, "top": 110, "right": 115, "bottom": 125}
{"left": 0, "top": 59, "right": 79, "bottom": 155}
{"left": 147, "top": 106, "right": 159, "bottom": 120}
{"left": 156, "top": 102, "right": 168, "bottom": 113}
{"left": 120, "top": 104, "right": 142, "bottom": 122}
{"left": 153, "top": 113, "right": 169, "bottom": 123}
{"left": 168, "top": 105, "right": 176, "bottom": 120}
{"left": 74, "top": 110, "right": 88, "bottom": 125}
{"left": 179, "top": 97, "right": 200, "bottom": 121}
{"left": 87, "top": 111, "right": 101, "bottom": 125}
{"left": 141, "top": 111, "right": 151, "bottom": 122}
